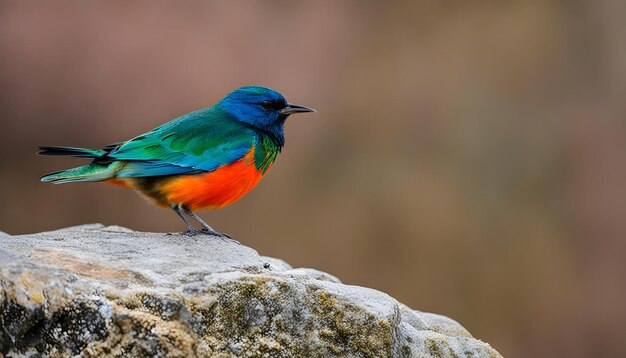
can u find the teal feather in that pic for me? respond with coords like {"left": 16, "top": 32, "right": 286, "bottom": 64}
{"left": 110, "top": 108, "right": 256, "bottom": 177}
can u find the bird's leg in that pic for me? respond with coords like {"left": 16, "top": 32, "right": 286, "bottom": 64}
{"left": 179, "top": 205, "right": 237, "bottom": 242}
{"left": 178, "top": 205, "right": 220, "bottom": 235}
{"left": 170, "top": 203, "right": 199, "bottom": 236}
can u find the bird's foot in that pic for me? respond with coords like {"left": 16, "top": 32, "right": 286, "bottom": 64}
{"left": 183, "top": 229, "right": 239, "bottom": 244}
{"left": 200, "top": 228, "right": 240, "bottom": 244}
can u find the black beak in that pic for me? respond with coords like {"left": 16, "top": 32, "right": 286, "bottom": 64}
{"left": 280, "top": 103, "right": 316, "bottom": 116}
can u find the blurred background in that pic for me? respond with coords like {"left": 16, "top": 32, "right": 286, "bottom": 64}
{"left": 1, "top": 1, "right": 625, "bottom": 357}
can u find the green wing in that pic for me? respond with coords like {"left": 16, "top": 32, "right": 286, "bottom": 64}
{"left": 108, "top": 107, "right": 255, "bottom": 177}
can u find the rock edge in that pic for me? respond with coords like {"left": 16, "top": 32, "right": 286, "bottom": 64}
{"left": 0, "top": 224, "right": 501, "bottom": 357}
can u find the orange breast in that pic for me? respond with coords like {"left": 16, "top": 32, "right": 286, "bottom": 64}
{"left": 159, "top": 148, "right": 267, "bottom": 210}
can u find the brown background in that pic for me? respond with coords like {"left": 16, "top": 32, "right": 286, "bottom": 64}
{"left": 1, "top": 2, "right": 625, "bottom": 357}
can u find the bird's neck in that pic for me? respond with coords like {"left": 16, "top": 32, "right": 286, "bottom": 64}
{"left": 262, "top": 122, "right": 285, "bottom": 149}
{"left": 253, "top": 128, "right": 283, "bottom": 174}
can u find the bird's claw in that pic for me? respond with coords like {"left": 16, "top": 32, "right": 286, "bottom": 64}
{"left": 200, "top": 228, "right": 240, "bottom": 244}
{"left": 183, "top": 229, "right": 239, "bottom": 244}
{"left": 200, "top": 228, "right": 229, "bottom": 239}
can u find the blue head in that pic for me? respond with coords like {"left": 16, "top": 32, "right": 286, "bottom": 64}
{"left": 218, "top": 86, "right": 315, "bottom": 138}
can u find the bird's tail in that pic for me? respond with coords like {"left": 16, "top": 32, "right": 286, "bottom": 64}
{"left": 38, "top": 146, "right": 106, "bottom": 158}
{"left": 40, "top": 160, "right": 128, "bottom": 184}
{"left": 39, "top": 145, "right": 124, "bottom": 183}
{"left": 40, "top": 162, "right": 124, "bottom": 184}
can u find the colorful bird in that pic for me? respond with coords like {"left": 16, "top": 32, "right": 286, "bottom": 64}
{"left": 39, "top": 86, "right": 315, "bottom": 238}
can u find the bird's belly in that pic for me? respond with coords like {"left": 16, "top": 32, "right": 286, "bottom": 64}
{"left": 159, "top": 154, "right": 267, "bottom": 210}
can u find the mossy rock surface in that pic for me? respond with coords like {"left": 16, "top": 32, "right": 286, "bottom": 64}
{"left": 0, "top": 224, "right": 501, "bottom": 357}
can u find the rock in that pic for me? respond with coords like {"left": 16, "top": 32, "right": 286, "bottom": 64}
{"left": 0, "top": 224, "right": 501, "bottom": 357}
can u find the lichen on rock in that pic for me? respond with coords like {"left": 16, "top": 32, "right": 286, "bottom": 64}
{"left": 0, "top": 224, "right": 501, "bottom": 357}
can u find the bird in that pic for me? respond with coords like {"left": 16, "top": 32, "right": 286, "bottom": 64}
{"left": 39, "top": 86, "right": 315, "bottom": 238}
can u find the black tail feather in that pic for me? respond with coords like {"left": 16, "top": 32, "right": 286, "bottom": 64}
{"left": 37, "top": 146, "right": 104, "bottom": 158}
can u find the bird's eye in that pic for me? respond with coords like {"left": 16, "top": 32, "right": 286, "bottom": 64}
{"left": 262, "top": 101, "right": 272, "bottom": 110}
